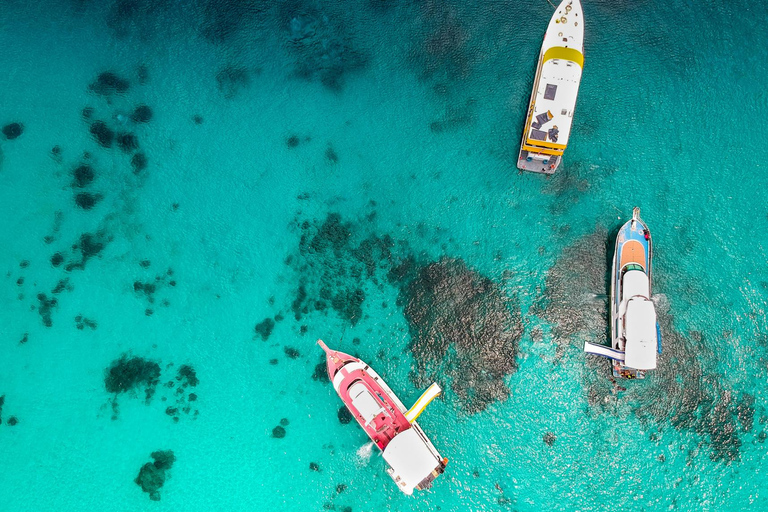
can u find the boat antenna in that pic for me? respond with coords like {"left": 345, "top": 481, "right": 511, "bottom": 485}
{"left": 546, "top": 0, "right": 556, "bottom": 9}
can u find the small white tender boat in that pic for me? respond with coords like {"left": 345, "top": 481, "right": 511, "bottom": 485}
{"left": 584, "top": 208, "right": 661, "bottom": 379}
{"left": 517, "top": 0, "right": 584, "bottom": 174}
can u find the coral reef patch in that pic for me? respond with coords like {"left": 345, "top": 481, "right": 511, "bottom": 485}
{"left": 390, "top": 257, "right": 522, "bottom": 414}
{"left": 135, "top": 450, "right": 175, "bottom": 501}
{"left": 2, "top": 122, "right": 24, "bottom": 140}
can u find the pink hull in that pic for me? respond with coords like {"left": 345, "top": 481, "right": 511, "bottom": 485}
{"left": 320, "top": 341, "right": 411, "bottom": 450}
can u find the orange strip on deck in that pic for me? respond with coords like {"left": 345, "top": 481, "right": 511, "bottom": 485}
{"left": 619, "top": 240, "right": 646, "bottom": 268}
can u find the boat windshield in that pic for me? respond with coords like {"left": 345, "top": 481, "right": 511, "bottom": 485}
{"left": 622, "top": 263, "right": 644, "bottom": 274}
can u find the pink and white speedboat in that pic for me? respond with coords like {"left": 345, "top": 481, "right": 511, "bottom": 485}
{"left": 318, "top": 340, "right": 447, "bottom": 495}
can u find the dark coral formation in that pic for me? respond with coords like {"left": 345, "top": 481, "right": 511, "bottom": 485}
{"left": 312, "top": 355, "right": 329, "bottom": 383}
{"left": 131, "top": 152, "right": 148, "bottom": 174}
{"left": 281, "top": 4, "right": 367, "bottom": 90}
{"left": 135, "top": 450, "right": 175, "bottom": 501}
{"left": 72, "top": 164, "right": 95, "bottom": 188}
{"left": 543, "top": 432, "right": 556, "bottom": 446}
{"left": 176, "top": 365, "right": 199, "bottom": 387}
{"left": 200, "top": 0, "right": 267, "bottom": 43}
{"left": 65, "top": 231, "right": 111, "bottom": 271}
{"left": 288, "top": 213, "right": 394, "bottom": 326}
{"left": 286, "top": 135, "right": 300, "bottom": 148}
{"left": 272, "top": 425, "right": 287, "bottom": 438}
{"left": 284, "top": 346, "right": 300, "bottom": 359}
{"left": 0, "top": 395, "right": 4, "bottom": 424}
{"left": 36, "top": 293, "right": 58, "bottom": 327}
{"left": 116, "top": 132, "right": 139, "bottom": 152}
{"left": 337, "top": 406, "right": 351, "bottom": 424}
{"left": 89, "top": 121, "right": 115, "bottom": 148}
{"left": 531, "top": 227, "right": 609, "bottom": 359}
{"left": 74, "top": 192, "right": 103, "bottom": 210}
{"left": 75, "top": 315, "right": 97, "bottom": 330}
{"left": 104, "top": 355, "right": 161, "bottom": 402}
{"left": 51, "top": 252, "right": 64, "bottom": 267}
{"left": 254, "top": 318, "right": 275, "bottom": 340}
{"left": 391, "top": 257, "right": 522, "bottom": 413}
{"left": 216, "top": 66, "right": 251, "bottom": 99}
{"left": 90, "top": 72, "right": 130, "bottom": 96}
{"left": 131, "top": 105, "right": 152, "bottom": 123}
{"left": 2, "top": 122, "right": 24, "bottom": 140}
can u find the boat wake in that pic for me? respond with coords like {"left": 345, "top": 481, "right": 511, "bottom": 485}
{"left": 356, "top": 442, "right": 375, "bottom": 466}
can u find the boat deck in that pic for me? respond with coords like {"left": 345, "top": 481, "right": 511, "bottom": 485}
{"left": 337, "top": 365, "right": 412, "bottom": 450}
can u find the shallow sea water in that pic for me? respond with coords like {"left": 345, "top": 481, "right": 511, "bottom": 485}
{"left": 1, "top": 0, "right": 767, "bottom": 510}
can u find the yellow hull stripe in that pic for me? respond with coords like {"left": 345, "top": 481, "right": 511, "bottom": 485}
{"left": 526, "top": 139, "right": 567, "bottom": 150}
{"left": 522, "top": 144, "right": 563, "bottom": 156}
{"left": 542, "top": 46, "right": 584, "bottom": 68}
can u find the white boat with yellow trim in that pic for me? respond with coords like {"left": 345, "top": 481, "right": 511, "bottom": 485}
{"left": 517, "top": 0, "right": 584, "bottom": 174}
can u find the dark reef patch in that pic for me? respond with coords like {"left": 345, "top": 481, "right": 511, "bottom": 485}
{"left": 310, "top": 462, "right": 320, "bottom": 471}
{"left": 254, "top": 318, "right": 275, "bottom": 340}
{"left": 72, "top": 164, "right": 95, "bottom": 188}
{"left": 286, "top": 212, "right": 395, "bottom": 326}
{"left": 74, "top": 192, "right": 103, "bottom": 210}
{"left": 7, "top": 416, "right": 18, "bottom": 426}
{"left": 286, "top": 135, "right": 300, "bottom": 148}
{"left": 200, "top": 0, "right": 267, "bottom": 43}
{"left": 284, "top": 346, "right": 301, "bottom": 359}
{"left": 2, "top": 122, "right": 24, "bottom": 140}
{"left": 51, "top": 252, "right": 64, "bottom": 267}
{"left": 104, "top": 355, "right": 161, "bottom": 402}
{"left": 89, "top": 121, "right": 115, "bottom": 148}
{"left": 193, "top": 115, "right": 204, "bottom": 124}
{"left": 531, "top": 227, "right": 609, "bottom": 358}
{"left": 176, "top": 365, "right": 199, "bottom": 387}
{"left": 325, "top": 146, "right": 338, "bottom": 163}
{"left": 36, "top": 293, "right": 58, "bottom": 327}
{"left": 216, "top": 66, "right": 251, "bottom": 99}
{"left": 543, "top": 432, "right": 556, "bottom": 446}
{"left": 272, "top": 425, "right": 287, "bottom": 438}
{"left": 0, "top": 395, "right": 4, "bottom": 424}
{"left": 117, "top": 132, "right": 139, "bottom": 152}
{"left": 90, "top": 72, "right": 130, "bottom": 96}
{"left": 390, "top": 257, "right": 522, "bottom": 413}
{"left": 131, "top": 152, "right": 148, "bottom": 174}
{"left": 65, "top": 231, "right": 111, "bottom": 271}
{"left": 135, "top": 450, "right": 175, "bottom": 501}
{"left": 131, "top": 105, "right": 153, "bottom": 123}
{"left": 52, "top": 278, "right": 72, "bottom": 294}
{"left": 337, "top": 406, "right": 352, "bottom": 424}
{"left": 312, "top": 355, "right": 329, "bottom": 383}
{"left": 75, "top": 315, "right": 97, "bottom": 330}
{"left": 281, "top": 5, "right": 367, "bottom": 91}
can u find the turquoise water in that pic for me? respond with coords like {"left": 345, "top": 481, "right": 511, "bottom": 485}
{"left": 1, "top": 0, "right": 767, "bottom": 510}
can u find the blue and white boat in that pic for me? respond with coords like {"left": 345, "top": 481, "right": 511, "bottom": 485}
{"left": 584, "top": 207, "right": 660, "bottom": 379}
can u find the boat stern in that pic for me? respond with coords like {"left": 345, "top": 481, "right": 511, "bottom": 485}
{"left": 382, "top": 425, "right": 447, "bottom": 495}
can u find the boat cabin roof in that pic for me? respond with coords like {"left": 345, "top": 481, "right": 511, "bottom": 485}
{"left": 382, "top": 428, "right": 441, "bottom": 495}
{"left": 624, "top": 299, "right": 657, "bottom": 370}
{"left": 349, "top": 382, "right": 384, "bottom": 425}
{"left": 622, "top": 270, "right": 650, "bottom": 301}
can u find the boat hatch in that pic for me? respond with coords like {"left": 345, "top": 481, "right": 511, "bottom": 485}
{"left": 624, "top": 299, "right": 658, "bottom": 370}
{"left": 544, "top": 84, "right": 557, "bottom": 100}
{"left": 349, "top": 382, "right": 384, "bottom": 425}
